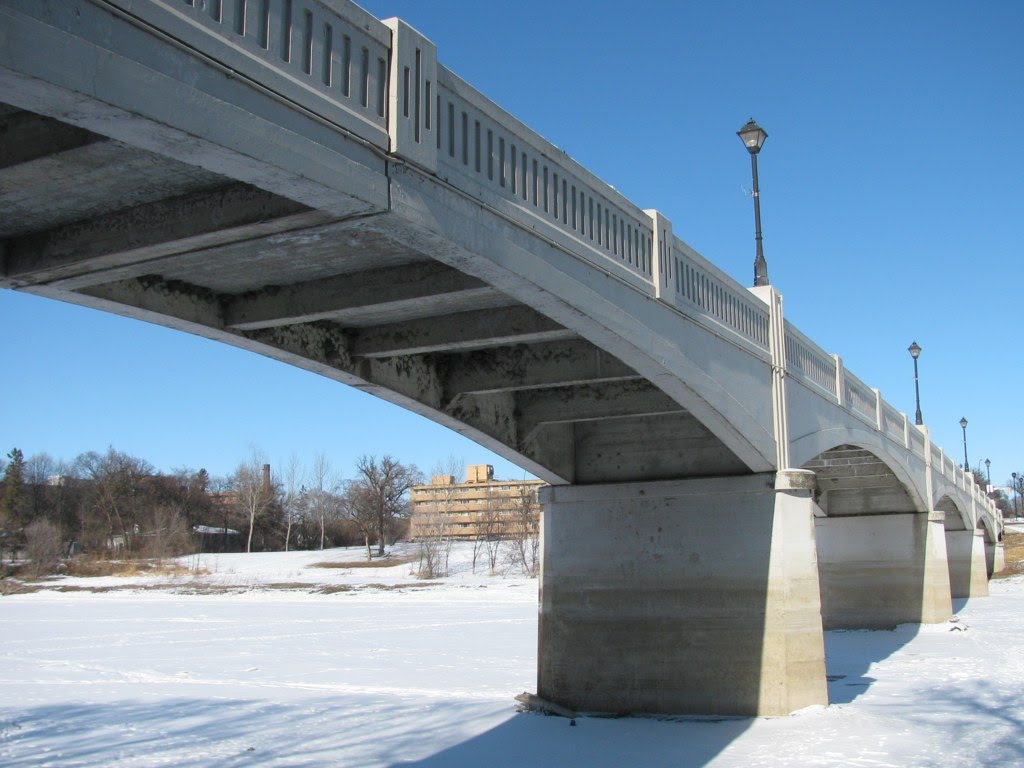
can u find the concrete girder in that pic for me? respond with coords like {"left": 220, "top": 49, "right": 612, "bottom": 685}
{"left": 932, "top": 480, "right": 974, "bottom": 531}
{"left": 794, "top": 434, "right": 928, "bottom": 515}
{"left": 571, "top": 413, "right": 750, "bottom": 484}
{"left": 803, "top": 445, "right": 920, "bottom": 517}
{"left": 348, "top": 305, "right": 577, "bottom": 358}
{"left": 976, "top": 510, "right": 1000, "bottom": 544}
{"left": 0, "top": 135, "right": 226, "bottom": 244}
{"left": 516, "top": 380, "right": 683, "bottom": 444}
{"left": 444, "top": 391, "right": 518, "bottom": 450}
{"left": 79, "top": 275, "right": 224, "bottom": 329}
{"left": 439, "top": 339, "right": 639, "bottom": 397}
{"left": 520, "top": 423, "right": 576, "bottom": 484}
{"left": 241, "top": 322, "right": 445, "bottom": 411}
{"left": 3, "top": 182, "right": 330, "bottom": 288}
{"left": 240, "top": 322, "right": 575, "bottom": 483}
{"left": 936, "top": 496, "right": 968, "bottom": 531}
{"left": 223, "top": 261, "right": 495, "bottom": 330}
{"left": 0, "top": 107, "right": 105, "bottom": 168}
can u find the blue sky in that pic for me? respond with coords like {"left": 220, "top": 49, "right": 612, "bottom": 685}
{"left": 1, "top": 0, "right": 1020, "bottom": 486}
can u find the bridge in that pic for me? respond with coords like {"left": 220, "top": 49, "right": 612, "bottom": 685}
{"left": 0, "top": 0, "right": 1003, "bottom": 717}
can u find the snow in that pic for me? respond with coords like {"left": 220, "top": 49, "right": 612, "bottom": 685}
{"left": 2, "top": 543, "right": 1024, "bottom": 767}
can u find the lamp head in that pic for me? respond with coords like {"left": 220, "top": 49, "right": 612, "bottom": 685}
{"left": 737, "top": 118, "right": 768, "bottom": 155}
{"left": 908, "top": 341, "right": 921, "bottom": 360}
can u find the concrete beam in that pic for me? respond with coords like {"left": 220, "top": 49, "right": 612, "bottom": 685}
{"left": 521, "top": 423, "right": 576, "bottom": 484}
{"left": 4, "top": 183, "right": 329, "bottom": 287}
{"left": 224, "top": 262, "right": 492, "bottom": 330}
{"left": 349, "top": 305, "right": 575, "bottom": 358}
{"left": 517, "top": 380, "right": 682, "bottom": 442}
{"left": 440, "top": 339, "right": 639, "bottom": 397}
{"left": 573, "top": 412, "right": 749, "bottom": 484}
{"left": 820, "top": 487, "right": 918, "bottom": 516}
{"left": 79, "top": 276, "right": 224, "bottom": 329}
{"left": 0, "top": 108, "right": 104, "bottom": 168}
{"left": 242, "top": 323, "right": 573, "bottom": 483}
{"left": 443, "top": 391, "right": 518, "bottom": 448}
{"left": 808, "top": 446, "right": 918, "bottom": 516}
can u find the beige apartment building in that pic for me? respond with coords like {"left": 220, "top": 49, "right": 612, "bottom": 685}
{"left": 408, "top": 464, "right": 545, "bottom": 540}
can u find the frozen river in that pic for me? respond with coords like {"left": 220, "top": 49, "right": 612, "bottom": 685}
{"left": 2, "top": 545, "right": 1023, "bottom": 767}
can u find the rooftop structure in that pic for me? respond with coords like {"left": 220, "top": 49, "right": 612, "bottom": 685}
{"left": 409, "top": 465, "right": 545, "bottom": 541}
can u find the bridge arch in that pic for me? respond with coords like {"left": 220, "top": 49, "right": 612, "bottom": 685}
{"left": 791, "top": 431, "right": 928, "bottom": 516}
{"left": 937, "top": 495, "right": 966, "bottom": 532}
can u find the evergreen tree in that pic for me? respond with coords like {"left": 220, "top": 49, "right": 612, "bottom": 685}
{"left": 1, "top": 448, "right": 27, "bottom": 530}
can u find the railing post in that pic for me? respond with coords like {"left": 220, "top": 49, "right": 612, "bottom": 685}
{"left": 646, "top": 209, "right": 673, "bottom": 300}
{"left": 833, "top": 354, "right": 844, "bottom": 407}
{"left": 872, "top": 387, "right": 882, "bottom": 432}
{"left": 752, "top": 286, "right": 789, "bottom": 470}
{"left": 383, "top": 17, "right": 438, "bottom": 172}
{"left": 923, "top": 426, "right": 934, "bottom": 511}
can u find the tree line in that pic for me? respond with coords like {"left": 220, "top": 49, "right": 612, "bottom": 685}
{"left": 0, "top": 446, "right": 421, "bottom": 572}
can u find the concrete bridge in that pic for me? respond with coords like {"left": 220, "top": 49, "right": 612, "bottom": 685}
{"left": 0, "top": 0, "right": 1003, "bottom": 717}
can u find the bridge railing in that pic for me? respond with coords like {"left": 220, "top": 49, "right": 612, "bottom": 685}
{"left": 120, "top": 0, "right": 392, "bottom": 147}
{"left": 783, "top": 324, "right": 837, "bottom": 399}
{"left": 430, "top": 67, "right": 657, "bottom": 295}
{"left": 659, "top": 235, "right": 772, "bottom": 355}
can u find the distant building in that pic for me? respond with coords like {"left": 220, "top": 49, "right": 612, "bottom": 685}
{"left": 408, "top": 464, "right": 545, "bottom": 540}
{"left": 192, "top": 525, "right": 243, "bottom": 552}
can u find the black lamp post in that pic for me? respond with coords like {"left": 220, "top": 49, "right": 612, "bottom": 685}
{"left": 985, "top": 458, "right": 991, "bottom": 487}
{"left": 959, "top": 417, "right": 969, "bottom": 471}
{"left": 1014, "top": 472, "right": 1019, "bottom": 519}
{"left": 737, "top": 118, "right": 769, "bottom": 287}
{"left": 908, "top": 341, "right": 923, "bottom": 425}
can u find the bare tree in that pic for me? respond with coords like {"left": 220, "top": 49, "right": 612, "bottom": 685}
{"left": 280, "top": 454, "right": 305, "bottom": 552}
{"left": 136, "top": 505, "right": 190, "bottom": 563}
{"left": 308, "top": 453, "right": 342, "bottom": 551}
{"left": 478, "top": 486, "right": 505, "bottom": 575}
{"left": 24, "top": 452, "right": 57, "bottom": 522}
{"left": 74, "top": 448, "right": 155, "bottom": 553}
{"left": 505, "top": 485, "right": 540, "bottom": 576}
{"left": 344, "top": 455, "right": 421, "bottom": 560}
{"left": 414, "top": 457, "right": 461, "bottom": 579}
{"left": 230, "top": 452, "right": 274, "bottom": 553}
{"left": 24, "top": 519, "right": 63, "bottom": 577}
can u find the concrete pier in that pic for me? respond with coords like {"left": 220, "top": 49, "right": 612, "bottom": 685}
{"left": 815, "top": 512, "right": 952, "bottom": 629}
{"left": 945, "top": 529, "right": 989, "bottom": 599}
{"left": 537, "top": 471, "right": 827, "bottom": 716}
{"left": 986, "top": 540, "right": 1005, "bottom": 578}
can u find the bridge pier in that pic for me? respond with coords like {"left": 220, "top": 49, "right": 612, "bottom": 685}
{"left": 945, "top": 528, "right": 989, "bottom": 598}
{"left": 537, "top": 471, "right": 827, "bottom": 717}
{"left": 815, "top": 512, "right": 952, "bottom": 629}
{"left": 986, "top": 540, "right": 1005, "bottom": 578}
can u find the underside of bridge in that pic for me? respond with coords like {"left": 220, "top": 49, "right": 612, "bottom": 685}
{"left": 802, "top": 445, "right": 920, "bottom": 516}
{"left": 1, "top": 104, "right": 748, "bottom": 486}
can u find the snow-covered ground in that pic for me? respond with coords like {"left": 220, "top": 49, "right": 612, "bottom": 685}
{"left": 2, "top": 543, "right": 1023, "bottom": 767}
